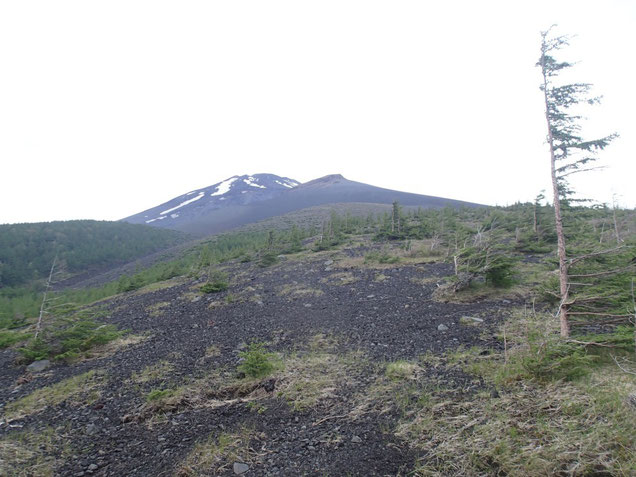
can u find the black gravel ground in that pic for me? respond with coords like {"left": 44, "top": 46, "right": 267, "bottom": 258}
{"left": 0, "top": 246, "right": 515, "bottom": 476}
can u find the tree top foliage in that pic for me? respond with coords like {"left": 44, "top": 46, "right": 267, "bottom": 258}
{"left": 537, "top": 26, "right": 618, "bottom": 202}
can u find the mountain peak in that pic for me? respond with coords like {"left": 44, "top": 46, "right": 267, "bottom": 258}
{"left": 123, "top": 173, "right": 300, "bottom": 227}
{"left": 299, "top": 174, "right": 346, "bottom": 188}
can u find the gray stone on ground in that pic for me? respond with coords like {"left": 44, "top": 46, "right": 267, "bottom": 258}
{"left": 233, "top": 462, "right": 249, "bottom": 474}
{"left": 26, "top": 359, "right": 50, "bottom": 372}
{"left": 324, "top": 260, "right": 334, "bottom": 266}
{"left": 460, "top": 316, "right": 484, "bottom": 325}
{"left": 351, "top": 435, "right": 362, "bottom": 443}
{"left": 437, "top": 324, "right": 449, "bottom": 332}
{"left": 85, "top": 423, "right": 99, "bottom": 436}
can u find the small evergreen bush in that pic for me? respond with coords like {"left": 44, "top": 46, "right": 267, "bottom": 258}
{"left": 237, "top": 343, "right": 277, "bottom": 378}
{"left": 201, "top": 270, "right": 228, "bottom": 293}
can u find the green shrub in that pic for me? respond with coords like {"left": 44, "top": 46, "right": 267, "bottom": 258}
{"left": 146, "top": 389, "right": 175, "bottom": 402}
{"left": 517, "top": 331, "right": 596, "bottom": 382}
{"left": 237, "top": 343, "right": 277, "bottom": 378}
{"left": 484, "top": 255, "right": 516, "bottom": 287}
{"left": 201, "top": 270, "right": 228, "bottom": 293}
{"left": 0, "top": 330, "right": 31, "bottom": 348}
{"left": 200, "top": 282, "right": 228, "bottom": 293}
{"left": 364, "top": 251, "right": 400, "bottom": 264}
{"left": 258, "top": 252, "right": 278, "bottom": 268}
{"left": 18, "top": 338, "right": 51, "bottom": 362}
{"left": 18, "top": 318, "right": 123, "bottom": 363}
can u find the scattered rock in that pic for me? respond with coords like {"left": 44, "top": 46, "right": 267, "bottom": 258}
{"left": 324, "top": 260, "right": 334, "bottom": 266}
{"left": 191, "top": 296, "right": 201, "bottom": 303}
{"left": 26, "top": 360, "right": 50, "bottom": 372}
{"left": 87, "top": 463, "right": 98, "bottom": 472}
{"left": 233, "top": 462, "right": 249, "bottom": 474}
{"left": 304, "top": 303, "right": 312, "bottom": 308}
{"left": 351, "top": 435, "right": 362, "bottom": 443}
{"left": 437, "top": 324, "right": 449, "bottom": 332}
{"left": 460, "top": 316, "right": 484, "bottom": 325}
{"left": 85, "top": 423, "right": 99, "bottom": 436}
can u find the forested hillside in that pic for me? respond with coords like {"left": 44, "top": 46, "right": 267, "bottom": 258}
{"left": 0, "top": 220, "right": 186, "bottom": 288}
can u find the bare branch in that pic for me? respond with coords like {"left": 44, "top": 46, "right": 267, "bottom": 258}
{"left": 567, "top": 245, "right": 624, "bottom": 267}
{"left": 571, "top": 317, "right": 632, "bottom": 326}
{"left": 569, "top": 264, "right": 636, "bottom": 278}
{"left": 567, "top": 339, "right": 616, "bottom": 348}
{"left": 568, "top": 312, "right": 634, "bottom": 317}
{"left": 611, "top": 355, "right": 636, "bottom": 376}
{"left": 558, "top": 165, "right": 606, "bottom": 178}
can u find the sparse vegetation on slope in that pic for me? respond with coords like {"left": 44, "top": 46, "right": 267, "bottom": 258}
{"left": 0, "top": 203, "right": 634, "bottom": 476}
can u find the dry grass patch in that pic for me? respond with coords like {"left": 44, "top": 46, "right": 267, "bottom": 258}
{"left": 349, "top": 360, "right": 431, "bottom": 421}
{"left": 145, "top": 301, "right": 171, "bottom": 317}
{"left": 409, "top": 276, "right": 440, "bottom": 287}
{"left": 320, "top": 272, "right": 357, "bottom": 286}
{"left": 277, "top": 347, "right": 363, "bottom": 412}
{"left": 390, "top": 312, "right": 636, "bottom": 476}
{"left": 131, "top": 360, "right": 175, "bottom": 384}
{"left": 400, "top": 371, "right": 636, "bottom": 476}
{"left": 205, "top": 345, "right": 221, "bottom": 357}
{"left": 80, "top": 334, "right": 147, "bottom": 362}
{"left": 0, "top": 427, "right": 69, "bottom": 477}
{"left": 180, "top": 291, "right": 202, "bottom": 302}
{"left": 277, "top": 283, "right": 324, "bottom": 298}
{"left": 4, "top": 371, "right": 103, "bottom": 421}
{"left": 176, "top": 427, "right": 264, "bottom": 476}
{"left": 386, "top": 360, "right": 423, "bottom": 380}
{"left": 432, "top": 281, "right": 526, "bottom": 304}
{"left": 134, "top": 277, "right": 186, "bottom": 295}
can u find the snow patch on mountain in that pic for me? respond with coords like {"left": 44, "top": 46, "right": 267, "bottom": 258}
{"left": 211, "top": 177, "right": 238, "bottom": 196}
{"left": 244, "top": 177, "right": 266, "bottom": 189}
{"left": 276, "top": 179, "right": 298, "bottom": 188}
{"left": 160, "top": 192, "right": 205, "bottom": 215}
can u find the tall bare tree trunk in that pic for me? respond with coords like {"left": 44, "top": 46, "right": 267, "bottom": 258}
{"left": 612, "top": 204, "right": 621, "bottom": 244}
{"left": 541, "top": 63, "right": 570, "bottom": 337}
{"left": 35, "top": 254, "right": 57, "bottom": 340}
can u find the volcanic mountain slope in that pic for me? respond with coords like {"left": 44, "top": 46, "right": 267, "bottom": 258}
{"left": 123, "top": 174, "right": 481, "bottom": 236}
{"left": 123, "top": 174, "right": 299, "bottom": 233}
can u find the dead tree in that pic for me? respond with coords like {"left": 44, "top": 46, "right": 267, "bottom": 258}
{"left": 35, "top": 255, "right": 57, "bottom": 340}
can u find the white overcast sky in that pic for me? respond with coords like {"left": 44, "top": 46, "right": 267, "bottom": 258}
{"left": 1, "top": 1, "right": 634, "bottom": 224}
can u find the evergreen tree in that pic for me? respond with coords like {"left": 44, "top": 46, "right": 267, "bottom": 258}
{"left": 538, "top": 27, "right": 617, "bottom": 337}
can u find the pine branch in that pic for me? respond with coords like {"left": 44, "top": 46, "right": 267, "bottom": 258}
{"left": 567, "top": 245, "right": 624, "bottom": 267}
